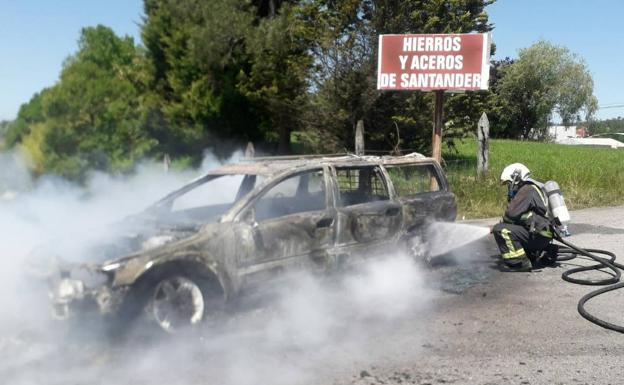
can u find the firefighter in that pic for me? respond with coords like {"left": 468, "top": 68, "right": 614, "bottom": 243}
{"left": 491, "top": 163, "right": 555, "bottom": 271}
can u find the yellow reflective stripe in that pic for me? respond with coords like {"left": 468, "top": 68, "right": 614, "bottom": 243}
{"left": 531, "top": 184, "right": 547, "bottom": 207}
{"left": 539, "top": 229, "right": 553, "bottom": 238}
{"left": 520, "top": 212, "right": 533, "bottom": 221}
{"left": 502, "top": 248, "right": 526, "bottom": 259}
{"left": 500, "top": 228, "right": 526, "bottom": 259}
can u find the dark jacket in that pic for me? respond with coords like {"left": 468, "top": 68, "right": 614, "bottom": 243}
{"left": 503, "top": 183, "right": 552, "bottom": 237}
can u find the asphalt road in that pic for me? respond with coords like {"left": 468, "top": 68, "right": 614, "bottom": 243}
{"left": 3, "top": 207, "right": 624, "bottom": 385}
{"left": 342, "top": 206, "right": 624, "bottom": 385}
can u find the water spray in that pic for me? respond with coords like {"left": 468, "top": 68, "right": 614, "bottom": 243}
{"left": 425, "top": 222, "right": 490, "bottom": 258}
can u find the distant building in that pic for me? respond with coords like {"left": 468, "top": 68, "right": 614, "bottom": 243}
{"left": 548, "top": 125, "right": 587, "bottom": 142}
{"left": 544, "top": 125, "right": 624, "bottom": 148}
{"left": 559, "top": 137, "right": 624, "bottom": 149}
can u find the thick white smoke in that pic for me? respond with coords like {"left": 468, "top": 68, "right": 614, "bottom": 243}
{"left": 0, "top": 150, "right": 438, "bottom": 385}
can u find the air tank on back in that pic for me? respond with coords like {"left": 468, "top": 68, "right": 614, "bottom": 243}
{"left": 544, "top": 180, "right": 570, "bottom": 224}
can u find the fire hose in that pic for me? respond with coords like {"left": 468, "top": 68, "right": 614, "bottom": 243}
{"left": 553, "top": 228, "right": 624, "bottom": 333}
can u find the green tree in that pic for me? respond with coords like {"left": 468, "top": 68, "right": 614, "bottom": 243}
{"left": 4, "top": 90, "right": 48, "bottom": 147}
{"left": 0, "top": 120, "right": 9, "bottom": 149}
{"left": 18, "top": 26, "right": 155, "bottom": 179}
{"left": 586, "top": 116, "right": 624, "bottom": 136}
{"left": 495, "top": 40, "right": 597, "bottom": 139}
{"left": 142, "top": 0, "right": 314, "bottom": 155}
{"left": 142, "top": 0, "right": 262, "bottom": 158}
{"left": 299, "top": 0, "right": 376, "bottom": 152}
{"left": 238, "top": 1, "right": 314, "bottom": 153}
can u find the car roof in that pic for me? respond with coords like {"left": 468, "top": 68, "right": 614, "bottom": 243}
{"left": 207, "top": 153, "right": 434, "bottom": 177}
{"left": 150, "top": 152, "right": 442, "bottom": 214}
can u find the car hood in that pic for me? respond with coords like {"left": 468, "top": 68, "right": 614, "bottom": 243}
{"left": 24, "top": 213, "right": 202, "bottom": 278}
{"left": 93, "top": 215, "right": 201, "bottom": 262}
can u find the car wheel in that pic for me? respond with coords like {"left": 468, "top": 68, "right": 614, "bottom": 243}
{"left": 149, "top": 275, "right": 209, "bottom": 333}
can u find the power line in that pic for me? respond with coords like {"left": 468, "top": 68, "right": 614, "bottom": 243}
{"left": 598, "top": 104, "right": 624, "bottom": 109}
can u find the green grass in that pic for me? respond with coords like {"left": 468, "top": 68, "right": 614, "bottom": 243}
{"left": 442, "top": 139, "right": 624, "bottom": 219}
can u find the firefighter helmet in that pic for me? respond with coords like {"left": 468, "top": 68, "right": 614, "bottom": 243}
{"left": 500, "top": 163, "right": 531, "bottom": 186}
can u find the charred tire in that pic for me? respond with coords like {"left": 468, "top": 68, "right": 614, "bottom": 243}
{"left": 148, "top": 275, "right": 213, "bottom": 333}
{"left": 115, "top": 266, "right": 225, "bottom": 336}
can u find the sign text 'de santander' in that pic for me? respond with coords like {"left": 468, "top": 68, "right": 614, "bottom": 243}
{"left": 377, "top": 33, "right": 491, "bottom": 91}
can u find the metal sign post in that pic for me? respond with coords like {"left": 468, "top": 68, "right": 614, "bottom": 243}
{"left": 432, "top": 90, "right": 444, "bottom": 163}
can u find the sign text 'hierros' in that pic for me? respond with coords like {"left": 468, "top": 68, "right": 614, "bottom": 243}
{"left": 377, "top": 33, "right": 491, "bottom": 91}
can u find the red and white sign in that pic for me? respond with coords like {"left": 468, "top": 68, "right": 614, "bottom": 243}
{"left": 377, "top": 33, "right": 491, "bottom": 91}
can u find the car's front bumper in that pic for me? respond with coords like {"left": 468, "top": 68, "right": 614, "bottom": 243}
{"left": 49, "top": 275, "right": 128, "bottom": 320}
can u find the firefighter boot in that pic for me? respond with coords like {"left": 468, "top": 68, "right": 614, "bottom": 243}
{"left": 503, "top": 256, "right": 532, "bottom": 272}
{"left": 539, "top": 243, "right": 559, "bottom": 267}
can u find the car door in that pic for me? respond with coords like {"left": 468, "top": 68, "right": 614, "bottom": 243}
{"left": 236, "top": 167, "right": 336, "bottom": 285}
{"left": 331, "top": 165, "right": 402, "bottom": 257}
{"left": 382, "top": 162, "right": 457, "bottom": 235}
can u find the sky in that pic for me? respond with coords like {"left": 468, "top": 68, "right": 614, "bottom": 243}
{"left": 1, "top": 0, "right": 623, "bottom": 122}
{"left": 0, "top": 0, "right": 143, "bottom": 122}
{"left": 487, "top": 0, "right": 624, "bottom": 120}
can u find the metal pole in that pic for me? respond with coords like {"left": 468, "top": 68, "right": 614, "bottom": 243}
{"left": 431, "top": 90, "right": 444, "bottom": 163}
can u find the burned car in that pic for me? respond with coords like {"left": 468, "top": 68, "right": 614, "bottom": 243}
{"left": 48, "top": 153, "right": 456, "bottom": 332}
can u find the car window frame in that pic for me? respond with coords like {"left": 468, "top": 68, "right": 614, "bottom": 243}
{"left": 381, "top": 162, "right": 447, "bottom": 197}
{"left": 236, "top": 165, "right": 333, "bottom": 224}
{"left": 168, "top": 174, "right": 257, "bottom": 213}
{"left": 329, "top": 163, "right": 395, "bottom": 207}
